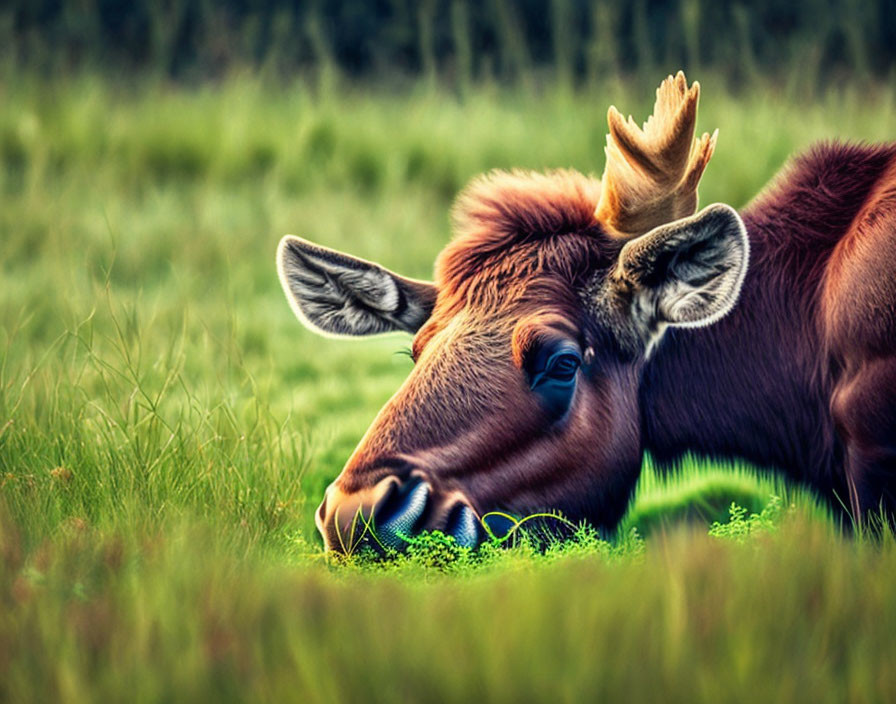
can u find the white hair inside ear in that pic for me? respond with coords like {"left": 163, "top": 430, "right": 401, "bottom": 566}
{"left": 613, "top": 203, "right": 750, "bottom": 355}
{"left": 276, "top": 236, "right": 437, "bottom": 338}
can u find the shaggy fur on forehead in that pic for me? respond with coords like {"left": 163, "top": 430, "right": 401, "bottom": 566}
{"left": 436, "top": 169, "right": 604, "bottom": 291}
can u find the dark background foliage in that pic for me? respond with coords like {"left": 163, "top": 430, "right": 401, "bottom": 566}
{"left": 3, "top": 0, "right": 894, "bottom": 86}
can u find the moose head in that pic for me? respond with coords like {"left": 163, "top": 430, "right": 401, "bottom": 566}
{"left": 277, "top": 73, "right": 749, "bottom": 552}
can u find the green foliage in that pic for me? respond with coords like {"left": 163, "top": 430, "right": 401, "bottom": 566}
{"left": 0, "top": 0, "right": 891, "bottom": 90}
{"left": 340, "top": 517, "right": 645, "bottom": 576}
{"left": 709, "top": 495, "right": 786, "bottom": 542}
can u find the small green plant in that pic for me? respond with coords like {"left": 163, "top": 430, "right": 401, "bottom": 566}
{"left": 336, "top": 510, "right": 648, "bottom": 574}
{"left": 404, "top": 531, "right": 475, "bottom": 570}
{"left": 708, "top": 495, "right": 785, "bottom": 542}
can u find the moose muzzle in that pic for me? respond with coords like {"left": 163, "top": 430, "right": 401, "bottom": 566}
{"left": 315, "top": 472, "right": 485, "bottom": 553}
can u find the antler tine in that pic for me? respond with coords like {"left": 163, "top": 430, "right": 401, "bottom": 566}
{"left": 597, "top": 71, "right": 718, "bottom": 238}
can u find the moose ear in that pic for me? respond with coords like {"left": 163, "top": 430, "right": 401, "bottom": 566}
{"left": 609, "top": 203, "right": 749, "bottom": 349}
{"left": 277, "top": 236, "right": 437, "bottom": 337}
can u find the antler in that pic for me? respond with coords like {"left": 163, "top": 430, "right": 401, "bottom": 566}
{"left": 596, "top": 71, "right": 718, "bottom": 238}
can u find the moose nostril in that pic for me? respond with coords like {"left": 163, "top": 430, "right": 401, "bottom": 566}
{"left": 369, "top": 477, "right": 404, "bottom": 523}
{"left": 445, "top": 503, "right": 482, "bottom": 549}
{"left": 375, "top": 478, "right": 431, "bottom": 549}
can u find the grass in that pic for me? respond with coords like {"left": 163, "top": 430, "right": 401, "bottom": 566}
{"left": 2, "top": 71, "right": 896, "bottom": 701}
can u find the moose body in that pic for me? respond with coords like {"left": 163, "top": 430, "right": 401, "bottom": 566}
{"left": 277, "top": 73, "right": 896, "bottom": 552}
{"left": 644, "top": 142, "right": 896, "bottom": 515}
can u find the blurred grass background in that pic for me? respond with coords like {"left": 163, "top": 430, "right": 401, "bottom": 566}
{"left": 2, "top": 1, "right": 896, "bottom": 701}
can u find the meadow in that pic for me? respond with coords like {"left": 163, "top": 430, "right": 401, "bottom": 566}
{"left": 2, "top": 72, "right": 896, "bottom": 701}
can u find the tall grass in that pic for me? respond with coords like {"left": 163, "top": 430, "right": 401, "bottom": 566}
{"left": 2, "top": 73, "right": 896, "bottom": 700}
{"left": 4, "top": 509, "right": 895, "bottom": 702}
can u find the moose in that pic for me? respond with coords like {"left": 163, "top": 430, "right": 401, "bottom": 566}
{"left": 277, "top": 72, "right": 896, "bottom": 552}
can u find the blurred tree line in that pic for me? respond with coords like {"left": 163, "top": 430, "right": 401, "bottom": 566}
{"left": 2, "top": 0, "right": 894, "bottom": 87}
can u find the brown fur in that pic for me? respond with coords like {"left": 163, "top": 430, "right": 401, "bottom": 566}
{"left": 439, "top": 169, "right": 604, "bottom": 299}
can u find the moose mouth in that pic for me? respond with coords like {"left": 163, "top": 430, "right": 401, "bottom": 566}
{"left": 317, "top": 473, "right": 524, "bottom": 554}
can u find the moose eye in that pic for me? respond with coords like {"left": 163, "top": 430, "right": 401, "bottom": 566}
{"left": 527, "top": 341, "right": 582, "bottom": 421}
{"left": 544, "top": 351, "right": 580, "bottom": 382}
